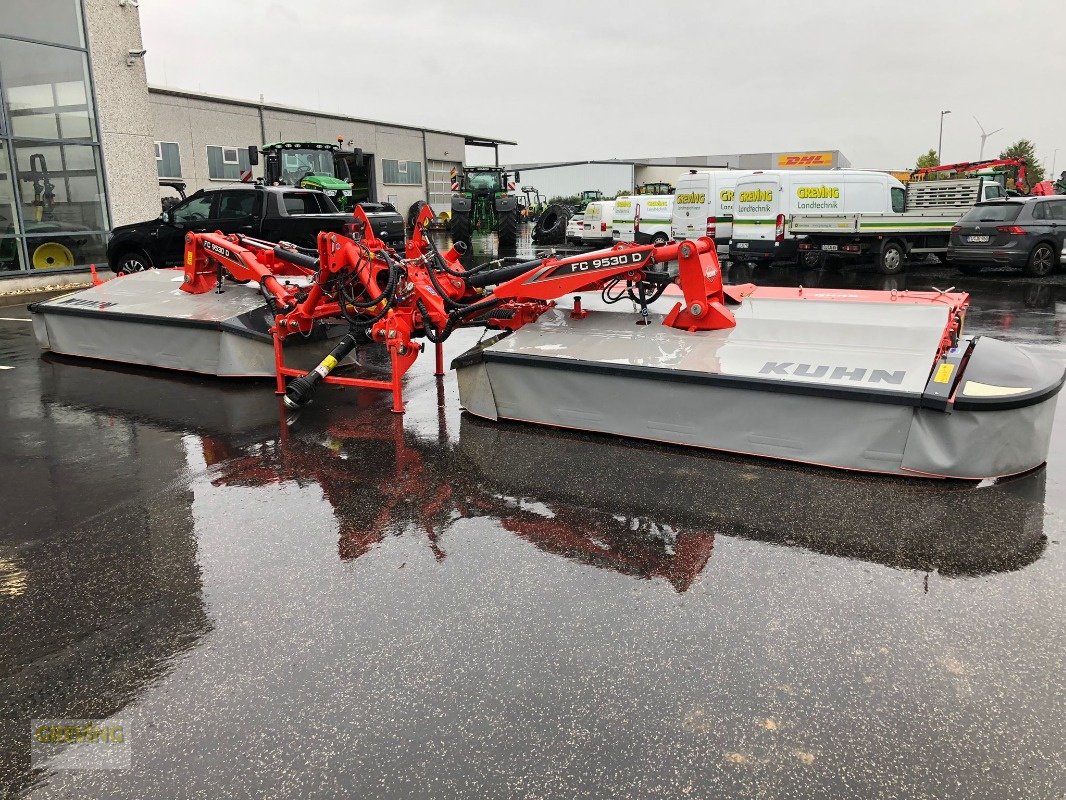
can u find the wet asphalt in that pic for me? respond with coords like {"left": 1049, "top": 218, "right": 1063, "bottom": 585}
{"left": 1, "top": 227, "right": 1064, "bottom": 798}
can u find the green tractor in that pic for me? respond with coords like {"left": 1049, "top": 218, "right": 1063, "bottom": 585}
{"left": 449, "top": 166, "right": 521, "bottom": 248}
{"left": 574, "top": 189, "right": 604, "bottom": 211}
{"left": 260, "top": 142, "right": 354, "bottom": 210}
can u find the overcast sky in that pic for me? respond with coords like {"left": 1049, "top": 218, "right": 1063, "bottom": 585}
{"left": 139, "top": 0, "right": 1066, "bottom": 172}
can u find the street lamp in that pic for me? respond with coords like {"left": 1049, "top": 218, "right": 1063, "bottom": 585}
{"left": 937, "top": 110, "right": 951, "bottom": 164}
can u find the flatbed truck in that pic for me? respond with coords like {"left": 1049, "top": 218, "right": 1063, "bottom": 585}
{"left": 791, "top": 176, "right": 1007, "bottom": 274}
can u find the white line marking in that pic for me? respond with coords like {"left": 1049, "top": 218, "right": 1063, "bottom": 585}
{"left": 0, "top": 317, "right": 32, "bottom": 323}
{"left": 0, "top": 366, "right": 14, "bottom": 370}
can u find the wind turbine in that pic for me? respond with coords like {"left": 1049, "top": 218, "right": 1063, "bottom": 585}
{"left": 974, "top": 116, "right": 1003, "bottom": 160}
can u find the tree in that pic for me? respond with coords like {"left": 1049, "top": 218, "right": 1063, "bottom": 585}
{"left": 915, "top": 149, "right": 939, "bottom": 170}
{"left": 999, "top": 139, "right": 1045, "bottom": 188}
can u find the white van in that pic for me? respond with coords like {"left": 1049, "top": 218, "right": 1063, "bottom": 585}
{"left": 729, "top": 169, "right": 906, "bottom": 263}
{"left": 580, "top": 200, "right": 617, "bottom": 246}
{"left": 670, "top": 170, "right": 759, "bottom": 249}
{"left": 612, "top": 195, "right": 674, "bottom": 245}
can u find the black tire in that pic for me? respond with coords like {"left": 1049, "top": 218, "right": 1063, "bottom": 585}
{"left": 113, "top": 249, "right": 152, "bottom": 275}
{"left": 651, "top": 232, "right": 669, "bottom": 247}
{"left": 798, "top": 250, "right": 824, "bottom": 269}
{"left": 497, "top": 210, "right": 519, "bottom": 248}
{"left": 532, "top": 202, "right": 571, "bottom": 245}
{"left": 876, "top": 240, "right": 906, "bottom": 275}
{"left": 957, "top": 263, "right": 985, "bottom": 276}
{"left": 407, "top": 200, "right": 429, "bottom": 233}
{"left": 1023, "top": 242, "right": 1056, "bottom": 277}
{"left": 450, "top": 210, "right": 471, "bottom": 246}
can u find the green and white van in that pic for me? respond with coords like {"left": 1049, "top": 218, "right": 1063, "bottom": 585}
{"left": 670, "top": 170, "right": 758, "bottom": 249}
{"left": 612, "top": 195, "right": 674, "bottom": 245}
{"left": 730, "top": 169, "right": 906, "bottom": 263}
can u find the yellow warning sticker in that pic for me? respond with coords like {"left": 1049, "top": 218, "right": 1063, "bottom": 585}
{"left": 186, "top": 252, "right": 193, "bottom": 266}
{"left": 933, "top": 363, "right": 954, "bottom": 384}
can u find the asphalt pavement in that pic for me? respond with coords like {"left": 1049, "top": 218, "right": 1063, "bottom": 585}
{"left": 1, "top": 237, "right": 1064, "bottom": 799}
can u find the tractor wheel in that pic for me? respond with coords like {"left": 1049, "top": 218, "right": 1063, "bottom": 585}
{"left": 450, "top": 209, "right": 472, "bottom": 246}
{"left": 32, "top": 241, "right": 76, "bottom": 270}
{"left": 532, "top": 202, "right": 571, "bottom": 245}
{"left": 407, "top": 200, "right": 429, "bottom": 233}
{"left": 497, "top": 210, "right": 519, "bottom": 249}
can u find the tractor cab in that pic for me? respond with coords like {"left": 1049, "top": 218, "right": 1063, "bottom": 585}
{"left": 456, "top": 167, "right": 513, "bottom": 195}
{"left": 260, "top": 142, "right": 354, "bottom": 210}
{"left": 635, "top": 182, "right": 674, "bottom": 195}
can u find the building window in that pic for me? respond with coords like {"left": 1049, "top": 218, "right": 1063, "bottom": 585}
{"left": 0, "top": 0, "right": 85, "bottom": 48}
{"left": 383, "top": 159, "right": 422, "bottom": 186}
{"left": 207, "top": 145, "right": 251, "bottom": 181}
{"left": 0, "top": 3, "right": 109, "bottom": 273}
{"left": 156, "top": 142, "right": 181, "bottom": 178}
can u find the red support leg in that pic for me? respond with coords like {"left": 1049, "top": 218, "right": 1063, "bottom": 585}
{"left": 389, "top": 347, "right": 406, "bottom": 414}
{"left": 272, "top": 329, "right": 286, "bottom": 395}
{"left": 434, "top": 341, "right": 445, "bottom": 377}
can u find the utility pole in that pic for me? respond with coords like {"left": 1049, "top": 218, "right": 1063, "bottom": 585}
{"left": 937, "top": 110, "right": 951, "bottom": 164}
{"left": 974, "top": 116, "right": 1003, "bottom": 160}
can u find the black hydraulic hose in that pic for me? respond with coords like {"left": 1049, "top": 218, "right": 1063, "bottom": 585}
{"left": 464, "top": 258, "right": 544, "bottom": 289}
{"left": 417, "top": 300, "right": 448, "bottom": 343}
{"left": 273, "top": 245, "right": 319, "bottom": 270}
{"left": 423, "top": 257, "right": 464, "bottom": 311}
{"left": 341, "top": 257, "right": 399, "bottom": 309}
{"left": 448, "top": 295, "right": 502, "bottom": 323}
{"left": 283, "top": 331, "right": 360, "bottom": 409}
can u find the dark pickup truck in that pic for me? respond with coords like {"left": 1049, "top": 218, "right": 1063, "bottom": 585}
{"left": 107, "top": 185, "right": 405, "bottom": 274}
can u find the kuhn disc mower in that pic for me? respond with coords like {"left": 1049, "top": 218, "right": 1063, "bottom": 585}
{"left": 31, "top": 205, "right": 1064, "bottom": 479}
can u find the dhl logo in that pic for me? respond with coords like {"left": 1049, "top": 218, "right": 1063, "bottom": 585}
{"left": 720, "top": 189, "right": 734, "bottom": 202}
{"left": 777, "top": 152, "right": 833, "bottom": 167}
{"left": 676, "top": 192, "right": 706, "bottom": 205}
{"left": 739, "top": 189, "right": 773, "bottom": 203}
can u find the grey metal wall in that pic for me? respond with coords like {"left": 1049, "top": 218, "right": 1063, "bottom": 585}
{"left": 511, "top": 163, "right": 635, "bottom": 201}
{"left": 148, "top": 90, "right": 468, "bottom": 220}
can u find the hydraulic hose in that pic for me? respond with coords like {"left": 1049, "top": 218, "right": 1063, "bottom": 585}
{"left": 463, "top": 258, "right": 544, "bottom": 289}
{"left": 273, "top": 246, "right": 319, "bottom": 270}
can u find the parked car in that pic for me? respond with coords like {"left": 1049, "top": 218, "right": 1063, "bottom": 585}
{"left": 947, "top": 196, "right": 1066, "bottom": 277}
{"left": 565, "top": 213, "right": 585, "bottom": 245}
{"left": 107, "top": 185, "right": 403, "bottom": 274}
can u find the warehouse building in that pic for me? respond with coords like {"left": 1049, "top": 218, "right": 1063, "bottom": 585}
{"left": 148, "top": 88, "right": 513, "bottom": 224}
{"left": 507, "top": 151, "right": 853, "bottom": 201}
{"left": 0, "top": 0, "right": 510, "bottom": 287}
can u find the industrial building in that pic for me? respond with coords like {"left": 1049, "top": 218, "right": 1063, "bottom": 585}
{"left": 147, "top": 88, "right": 513, "bottom": 224}
{"left": 0, "top": 0, "right": 510, "bottom": 286}
{"left": 507, "top": 151, "right": 853, "bottom": 201}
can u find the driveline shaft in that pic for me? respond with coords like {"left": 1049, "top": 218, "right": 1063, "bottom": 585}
{"left": 283, "top": 333, "right": 360, "bottom": 409}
